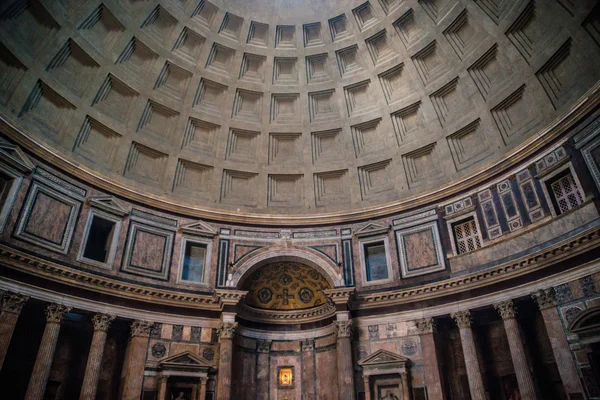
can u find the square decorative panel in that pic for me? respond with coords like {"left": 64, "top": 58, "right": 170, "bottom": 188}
{"left": 121, "top": 221, "right": 174, "bottom": 280}
{"left": 396, "top": 221, "right": 445, "bottom": 278}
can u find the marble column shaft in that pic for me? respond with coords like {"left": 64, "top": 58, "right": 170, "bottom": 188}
{"left": 25, "top": 303, "right": 71, "bottom": 400}
{"left": 197, "top": 377, "right": 208, "bottom": 400}
{"left": 217, "top": 322, "right": 237, "bottom": 400}
{"left": 401, "top": 372, "right": 411, "bottom": 400}
{"left": 157, "top": 376, "right": 168, "bottom": 400}
{"left": 533, "top": 289, "right": 585, "bottom": 398}
{"left": 363, "top": 376, "right": 371, "bottom": 400}
{"left": 301, "top": 339, "right": 316, "bottom": 400}
{"left": 335, "top": 320, "right": 355, "bottom": 400}
{"left": 0, "top": 292, "right": 28, "bottom": 370}
{"left": 80, "top": 313, "right": 116, "bottom": 400}
{"left": 255, "top": 339, "right": 271, "bottom": 397}
{"left": 120, "top": 320, "right": 152, "bottom": 400}
{"left": 414, "top": 318, "right": 443, "bottom": 400}
{"left": 452, "top": 310, "right": 486, "bottom": 400}
{"left": 494, "top": 301, "right": 537, "bottom": 400}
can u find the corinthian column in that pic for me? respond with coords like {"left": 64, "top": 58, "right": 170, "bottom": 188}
{"left": 0, "top": 291, "right": 28, "bottom": 369}
{"left": 25, "top": 303, "right": 72, "bottom": 400}
{"left": 255, "top": 339, "right": 271, "bottom": 397}
{"left": 494, "top": 300, "right": 538, "bottom": 400}
{"left": 121, "top": 320, "right": 152, "bottom": 400}
{"left": 216, "top": 321, "right": 237, "bottom": 400}
{"left": 451, "top": 310, "right": 486, "bottom": 400}
{"left": 335, "top": 319, "right": 356, "bottom": 400}
{"left": 301, "top": 338, "right": 316, "bottom": 400}
{"left": 414, "top": 317, "right": 443, "bottom": 400}
{"left": 532, "top": 289, "right": 585, "bottom": 399}
{"left": 80, "top": 313, "right": 116, "bottom": 400}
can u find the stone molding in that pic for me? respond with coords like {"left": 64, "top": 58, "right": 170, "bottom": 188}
{"left": 239, "top": 301, "right": 335, "bottom": 324}
{"left": 334, "top": 320, "right": 353, "bottom": 338}
{"left": 1, "top": 291, "right": 29, "bottom": 314}
{"left": 218, "top": 321, "right": 238, "bottom": 340}
{"left": 451, "top": 310, "right": 472, "bottom": 328}
{"left": 130, "top": 320, "right": 153, "bottom": 337}
{"left": 323, "top": 287, "right": 356, "bottom": 305}
{"left": 301, "top": 338, "right": 315, "bottom": 352}
{"left": 414, "top": 317, "right": 436, "bottom": 334}
{"left": 214, "top": 289, "right": 247, "bottom": 307}
{"left": 532, "top": 288, "right": 557, "bottom": 310}
{"left": 92, "top": 313, "right": 116, "bottom": 331}
{"left": 256, "top": 339, "right": 271, "bottom": 353}
{"left": 494, "top": 300, "right": 517, "bottom": 319}
{"left": 45, "top": 303, "right": 71, "bottom": 323}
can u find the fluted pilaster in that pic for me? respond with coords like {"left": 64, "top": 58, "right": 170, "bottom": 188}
{"left": 79, "top": 313, "right": 116, "bottom": 400}
{"left": 121, "top": 320, "right": 152, "bottom": 400}
{"left": 255, "top": 339, "right": 271, "bottom": 397}
{"left": 414, "top": 317, "right": 443, "bottom": 400}
{"left": 0, "top": 292, "right": 28, "bottom": 370}
{"left": 217, "top": 321, "right": 237, "bottom": 400}
{"left": 335, "top": 320, "right": 355, "bottom": 400}
{"left": 451, "top": 310, "right": 486, "bottom": 400}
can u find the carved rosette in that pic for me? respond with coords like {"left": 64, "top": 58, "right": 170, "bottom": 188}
{"left": 532, "top": 288, "right": 556, "bottom": 310}
{"left": 130, "top": 320, "right": 153, "bottom": 337}
{"left": 301, "top": 338, "right": 315, "bottom": 352}
{"left": 92, "top": 313, "right": 116, "bottom": 331}
{"left": 45, "top": 303, "right": 72, "bottom": 323}
{"left": 494, "top": 300, "right": 517, "bottom": 320}
{"left": 217, "top": 321, "right": 238, "bottom": 340}
{"left": 414, "top": 317, "right": 436, "bottom": 334}
{"left": 451, "top": 310, "right": 472, "bottom": 329}
{"left": 334, "top": 320, "right": 353, "bottom": 338}
{"left": 256, "top": 339, "right": 272, "bottom": 353}
{"left": 1, "top": 292, "right": 29, "bottom": 314}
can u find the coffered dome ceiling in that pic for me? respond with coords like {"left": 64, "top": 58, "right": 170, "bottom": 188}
{"left": 1, "top": 0, "right": 599, "bottom": 220}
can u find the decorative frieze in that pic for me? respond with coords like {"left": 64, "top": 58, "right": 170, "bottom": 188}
{"left": 478, "top": 188, "right": 502, "bottom": 239}
{"left": 497, "top": 179, "right": 523, "bottom": 232}
{"left": 516, "top": 168, "right": 545, "bottom": 223}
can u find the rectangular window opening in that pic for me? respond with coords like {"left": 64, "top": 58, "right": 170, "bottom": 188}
{"left": 546, "top": 169, "right": 583, "bottom": 215}
{"left": 82, "top": 215, "right": 116, "bottom": 263}
{"left": 364, "top": 241, "right": 388, "bottom": 281}
{"left": 452, "top": 217, "right": 482, "bottom": 254}
{"left": 182, "top": 242, "right": 207, "bottom": 283}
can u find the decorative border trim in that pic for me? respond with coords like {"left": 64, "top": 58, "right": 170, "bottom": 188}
{"left": 239, "top": 302, "right": 336, "bottom": 324}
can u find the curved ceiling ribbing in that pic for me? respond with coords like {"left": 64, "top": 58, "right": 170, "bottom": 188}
{"left": 0, "top": 0, "right": 599, "bottom": 218}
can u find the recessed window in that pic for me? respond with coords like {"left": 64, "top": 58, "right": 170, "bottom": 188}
{"left": 546, "top": 169, "right": 583, "bottom": 215}
{"left": 82, "top": 215, "right": 117, "bottom": 263}
{"left": 181, "top": 242, "right": 207, "bottom": 283}
{"left": 452, "top": 217, "right": 482, "bottom": 254}
{"left": 364, "top": 241, "right": 388, "bottom": 281}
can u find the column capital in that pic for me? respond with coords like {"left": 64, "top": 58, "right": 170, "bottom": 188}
{"left": 130, "top": 320, "right": 153, "bottom": 337}
{"left": 45, "top": 303, "right": 71, "bottom": 323}
{"left": 158, "top": 375, "right": 169, "bottom": 383}
{"left": 1, "top": 291, "right": 29, "bottom": 314}
{"left": 451, "top": 310, "right": 472, "bottom": 328}
{"left": 494, "top": 300, "right": 517, "bottom": 320}
{"left": 217, "top": 321, "right": 238, "bottom": 340}
{"left": 92, "top": 313, "right": 116, "bottom": 331}
{"left": 301, "top": 338, "right": 315, "bottom": 352}
{"left": 414, "top": 317, "right": 436, "bottom": 334}
{"left": 532, "top": 288, "right": 556, "bottom": 310}
{"left": 334, "top": 320, "right": 353, "bottom": 338}
{"left": 199, "top": 376, "right": 208, "bottom": 384}
{"left": 256, "top": 339, "right": 271, "bottom": 353}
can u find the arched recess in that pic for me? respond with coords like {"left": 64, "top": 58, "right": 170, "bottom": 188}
{"left": 569, "top": 306, "right": 600, "bottom": 338}
{"left": 229, "top": 247, "right": 344, "bottom": 289}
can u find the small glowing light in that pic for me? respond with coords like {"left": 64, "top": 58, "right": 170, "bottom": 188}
{"left": 279, "top": 368, "right": 293, "bottom": 386}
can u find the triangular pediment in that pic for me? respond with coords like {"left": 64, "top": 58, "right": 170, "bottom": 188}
{"left": 180, "top": 221, "right": 217, "bottom": 237}
{"left": 355, "top": 222, "right": 389, "bottom": 237}
{"left": 88, "top": 196, "right": 129, "bottom": 217}
{"left": 0, "top": 141, "right": 34, "bottom": 173}
{"left": 158, "top": 351, "right": 213, "bottom": 370}
{"left": 358, "top": 349, "right": 409, "bottom": 366}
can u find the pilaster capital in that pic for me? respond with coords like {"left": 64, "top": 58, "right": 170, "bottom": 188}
{"left": 494, "top": 300, "right": 517, "bottom": 320}
{"left": 158, "top": 375, "right": 169, "bottom": 383}
{"left": 130, "top": 320, "right": 153, "bottom": 337}
{"left": 414, "top": 317, "right": 436, "bottom": 334}
{"left": 217, "top": 321, "right": 238, "bottom": 340}
{"left": 451, "top": 310, "right": 472, "bottom": 328}
{"left": 334, "top": 320, "right": 353, "bottom": 338}
{"left": 199, "top": 376, "right": 208, "bottom": 384}
{"left": 1, "top": 291, "right": 29, "bottom": 314}
{"left": 45, "top": 303, "right": 71, "bottom": 323}
{"left": 532, "top": 288, "right": 556, "bottom": 310}
{"left": 301, "top": 338, "right": 315, "bottom": 352}
{"left": 92, "top": 313, "right": 116, "bottom": 331}
{"left": 256, "top": 339, "right": 271, "bottom": 353}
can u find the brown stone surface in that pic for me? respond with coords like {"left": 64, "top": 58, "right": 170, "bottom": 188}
{"left": 121, "top": 335, "right": 150, "bottom": 400}
{"left": 420, "top": 332, "right": 444, "bottom": 400}
{"left": 130, "top": 230, "right": 167, "bottom": 272}
{"left": 0, "top": 310, "right": 19, "bottom": 370}
{"left": 315, "top": 333, "right": 336, "bottom": 348}
{"left": 316, "top": 349, "right": 339, "bottom": 400}
{"left": 24, "top": 192, "right": 71, "bottom": 243}
{"left": 270, "top": 353, "right": 301, "bottom": 399}
{"left": 271, "top": 340, "right": 300, "bottom": 352}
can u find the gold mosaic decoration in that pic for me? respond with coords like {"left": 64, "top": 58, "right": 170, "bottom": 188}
{"left": 243, "top": 262, "right": 330, "bottom": 310}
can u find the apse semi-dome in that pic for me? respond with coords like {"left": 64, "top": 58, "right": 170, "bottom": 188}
{"left": 0, "top": 0, "right": 599, "bottom": 222}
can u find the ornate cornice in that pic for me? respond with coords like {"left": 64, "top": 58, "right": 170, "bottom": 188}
{"left": 215, "top": 289, "right": 248, "bottom": 307}
{"left": 92, "top": 313, "right": 116, "bottom": 331}
{"left": 45, "top": 303, "right": 71, "bottom": 323}
{"left": 494, "top": 300, "right": 517, "bottom": 320}
{"left": 334, "top": 320, "right": 353, "bottom": 338}
{"left": 130, "top": 320, "right": 153, "bottom": 337}
{"left": 323, "top": 288, "right": 356, "bottom": 305}
{"left": 217, "top": 321, "right": 238, "bottom": 340}
{"left": 451, "top": 310, "right": 472, "bottom": 328}
{"left": 532, "top": 288, "right": 557, "bottom": 310}
{"left": 353, "top": 224, "right": 600, "bottom": 310}
{"left": 1, "top": 82, "right": 597, "bottom": 226}
{"left": 239, "top": 302, "right": 336, "bottom": 325}
{"left": 414, "top": 317, "right": 436, "bottom": 334}
{"left": 1, "top": 291, "right": 28, "bottom": 314}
